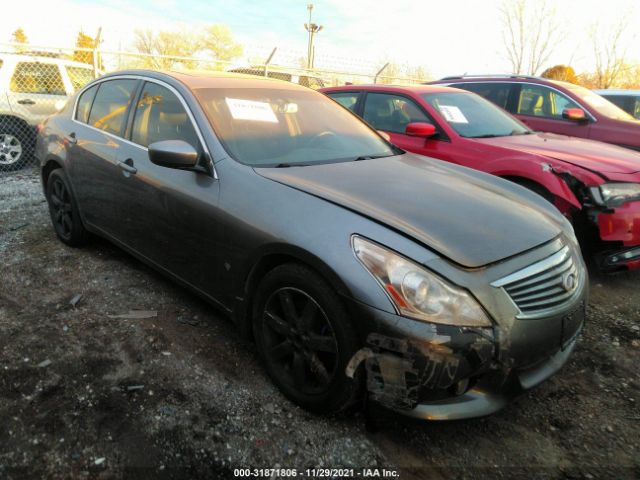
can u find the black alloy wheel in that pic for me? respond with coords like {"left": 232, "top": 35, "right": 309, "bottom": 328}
{"left": 254, "top": 264, "right": 362, "bottom": 413}
{"left": 262, "top": 287, "right": 339, "bottom": 395}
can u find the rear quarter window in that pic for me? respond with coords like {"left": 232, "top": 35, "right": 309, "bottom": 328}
{"left": 75, "top": 85, "right": 98, "bottom": 123}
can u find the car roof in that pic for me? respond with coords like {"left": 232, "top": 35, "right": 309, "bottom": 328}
{"left": 320, "top": 84, "right": 463, "bottom": 94}
{"left": 99, "top": 69, "right": 312, "bottom": 91}
{"left": 431, "top": 75, "right": 575, "bottom": 89}
{"left": 0, "top": 52, "right": 93, "bottom": 68}
{"left": 594, "top": 89, "right": 640, "bottom": 96}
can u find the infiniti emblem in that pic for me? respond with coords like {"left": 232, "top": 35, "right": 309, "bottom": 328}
{"left": 562, "top": 272, "right": 577, "bottom": 293}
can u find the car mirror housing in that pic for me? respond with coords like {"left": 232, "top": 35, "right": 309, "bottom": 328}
{"left": 562, "top": 108, "right": 588, "bottom": 123}
{"left": 405, "top": 122, "right": 437, "bottom": 137}
{"left": 148, "top": 140, "right": 199, "bottom": 169}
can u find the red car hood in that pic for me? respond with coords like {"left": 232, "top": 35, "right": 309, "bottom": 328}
{"left": 478, "top": 132, "right": 640, "bottom": 175}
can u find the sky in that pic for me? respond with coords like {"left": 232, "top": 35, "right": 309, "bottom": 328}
{"left": 4, "top": 0, "right": 639, "bottom": 78}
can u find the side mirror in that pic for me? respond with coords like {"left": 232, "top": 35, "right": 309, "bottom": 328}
{"left": 148, "top": 140, "right": 199, "bottom": 169}
{"left": 562, "top": 108, "right": 588, "bottom": 123}
{"left": 405, "top": 122, "right": 437, "bottom": 137}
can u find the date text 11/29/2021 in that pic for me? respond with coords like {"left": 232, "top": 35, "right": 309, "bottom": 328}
{"left": 233, "top": 468, "right": 400, "bottom": 478}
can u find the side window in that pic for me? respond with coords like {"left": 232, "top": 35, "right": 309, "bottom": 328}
{"left": 516, "top": 84, "right": 579, "bottom": 119}
{"left": 362, "top": 93, "right": 430, "bottom": 134}
{"left": 66, "top": 66, "right": 95, "bottom": 91}
{"left": 131, "top": 82, "right": 199, "bottom": 149}
{"left": 454, "top": 82, "right": 512, "bottom": 109}
{"left": 633, "top": 98, "right": 640, "bottom": 119}
{"left": 87, "top": 79, "right": 137, "bottom": 136}
{"left": 75, "top": 85, "right": 98, "bottom": 123}
{"left": 327, "top": 92, "right": 359, "bottom": 112}
{"left": 10, "top": 62, "right": 65, "bottom": 95}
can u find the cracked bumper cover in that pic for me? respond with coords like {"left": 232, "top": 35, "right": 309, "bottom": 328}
{"left": 594, "top": 200, "right": 640, "bottom": 270}
{"left": 344, "top": 285, "right": 587, "bottom": 420}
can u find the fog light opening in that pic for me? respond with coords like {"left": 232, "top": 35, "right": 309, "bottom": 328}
{"left": 454, "top": 378, "right": 470, "bottom": 396}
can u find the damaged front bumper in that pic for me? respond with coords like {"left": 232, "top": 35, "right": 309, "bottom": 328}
{"left": 592, "top": 200, "right": 640, "bottom": 271}
{"left": 343, "top": 259, "right": 587, "bottom": 420}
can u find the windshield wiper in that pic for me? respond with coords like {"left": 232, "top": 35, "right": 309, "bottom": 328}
{"left": 467, "top": 134, "right": 502, "bottom": 138}
{"left": 353, "top": 153, "right": 395, "bottom": 161}
{"left": 509, "top": 130, "right": 533, "bottom": 136}
{"left": 273, "top": 163, "right": 311, "bottom": 168}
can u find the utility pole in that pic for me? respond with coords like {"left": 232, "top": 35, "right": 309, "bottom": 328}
{"left": 304, "top": 3, "right": 323, "bottom": 69}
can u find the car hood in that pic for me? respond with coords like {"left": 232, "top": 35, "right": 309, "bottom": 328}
{"left": 256, "top": 154, "right": 563, "bottom": 268}
{"left": 477, "top": 132, "right": 640, "bottom": 174}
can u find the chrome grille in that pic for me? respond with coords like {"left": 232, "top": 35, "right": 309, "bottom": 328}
{"left": 492, "top": 246, "right": 582, "bottom": 317}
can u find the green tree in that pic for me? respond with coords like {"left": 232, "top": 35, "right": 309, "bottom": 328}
{"left": 541, "top": 65, "right": 578, "bottom": 83}
{"left": 201, "top": 24, "right": 243, "bottom": 62}
{"left": 73, "top": 31, "right": 96, "bottom": 65}
{"left": 11, "top": 28, "right": 28, "bottom": 53}
{"left": 12, "top": 28, "right": 28, "bottom": 44}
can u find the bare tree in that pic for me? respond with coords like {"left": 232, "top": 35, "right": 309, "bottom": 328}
{"left": 500, "top": 0, "right": 562, "bottom": 75}
{"left": 590, "top": 16, "right": 630, "bottom": 89}
{"left": 133, "top": 29, "right": 202, "bottom": 70}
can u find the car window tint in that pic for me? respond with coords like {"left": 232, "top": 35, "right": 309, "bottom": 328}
{"left": 363, "top": 93, "right": 430, "bottom": 134}
{"left": 10, "top": 62, "right": 65, "bottom": 95}
{"left": 75, "top": 85, "right": 98, "bottom": 123}
{"left": 87, "top": 79, "right": 137, "bottom": 136}
{"left": 453, "top": 82, "right": 511, "bottom": 109}
{"left": 327, "top": 92, "right": 359, "bottom": 112}
{"left": 131, "top": 82, "right": 199, "bottom": 149}
{"left": 66, "top": 66, "right": 94, "bottom": 91}
{"left": 516, "top": 84, "right": 579, "bottom": 119}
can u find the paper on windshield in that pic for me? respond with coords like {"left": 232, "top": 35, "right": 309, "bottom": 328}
{"left": 439, "top": 105, "right": 469, "bottom": 124}
{"left": 225, "top": 98, "right": 278, "bottom": 122}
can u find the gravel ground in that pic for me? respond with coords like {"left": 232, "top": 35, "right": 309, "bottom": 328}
{"left": 1, "top": 170, "right": 639, "bottom": 479}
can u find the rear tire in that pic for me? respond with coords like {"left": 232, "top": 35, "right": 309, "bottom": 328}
{"left": 0, "top": 120, "right": 33, "bottom": 171}
{"left": 253, "top": 263, "right": 362, "bottom": 414}
{"left": 46, "top": 169, "right": 90, "bottom": 247}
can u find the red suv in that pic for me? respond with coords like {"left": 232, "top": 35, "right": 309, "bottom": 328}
{"left": 320, "top": 84, "right": 640, "bottom": 271}
{"left": 429, "top": 75, "right": 640, "bottom": 152}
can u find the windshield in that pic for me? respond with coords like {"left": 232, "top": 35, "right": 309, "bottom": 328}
{"left": 194, "top": 87, "right": 396, "bottom": 166}
{"left": 422, "top": 91, "right": 530, "bottom": 138}
{"left": 565, "top": 84, "right": 636, "bottom": 121}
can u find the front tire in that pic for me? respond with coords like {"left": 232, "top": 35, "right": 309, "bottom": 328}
{"left": 253, "top": 263, "right": 362, "bottom": 414}
{"left": 46, "top": 169, "right": 90, "bottom": 247}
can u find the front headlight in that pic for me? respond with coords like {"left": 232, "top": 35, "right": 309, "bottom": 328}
{"left": 352, "top": 236, "right": 491, "bottom": 327}
{"left": 589, "top": 183, "right": 640, "bottom": 208}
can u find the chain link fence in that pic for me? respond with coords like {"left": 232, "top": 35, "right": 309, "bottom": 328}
{"left": 0, "top": 42, "right": 428, "bottom": 173}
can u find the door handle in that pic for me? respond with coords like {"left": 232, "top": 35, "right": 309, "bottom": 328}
{"left": 17, "top": 99, "right": 36, "bottom": 105}
{"left": 118, "top": 160, "right": 137, "bottom": 174}
{"left": 65, "top": 132, "right": 77, "bottom": 145}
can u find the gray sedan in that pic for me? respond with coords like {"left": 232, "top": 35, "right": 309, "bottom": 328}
{"left": 35, "top": 70, "right": 588, "bottom": 420}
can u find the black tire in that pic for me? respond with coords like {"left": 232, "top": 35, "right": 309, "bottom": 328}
{"left": 253, "top": 263, "right": 362, "bottom": 414}
{"left": 0, "top": 119, "right": 34, "bottom": 171}
{"left": 46, "top": 169, "right": 90, "bottom": 247}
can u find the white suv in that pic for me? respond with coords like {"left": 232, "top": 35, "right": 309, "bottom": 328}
{"left": 0, "top": 53, "right": 94, "bottom": 170}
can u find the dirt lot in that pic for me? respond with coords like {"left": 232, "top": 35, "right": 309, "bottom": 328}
{"left": 1, "top": 169, "right": 639, "bottom": 479}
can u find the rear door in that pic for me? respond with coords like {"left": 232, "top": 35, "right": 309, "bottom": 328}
{"left": 511, "top": 83, "right": 591, "bottom": 138}
{"left": 69, "top": 78, "right": 140, "bottom": 236}
{"left": 7, "top": 61, "right": 68, "bottom": 125}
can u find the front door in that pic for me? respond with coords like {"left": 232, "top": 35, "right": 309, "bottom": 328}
{"left": 512, "top": 84, "right": 591, "bottom": 138}
{"left": 115, "top": 81, "right": 223, "bottom": 300}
